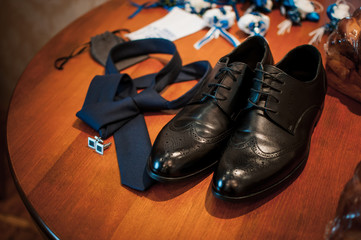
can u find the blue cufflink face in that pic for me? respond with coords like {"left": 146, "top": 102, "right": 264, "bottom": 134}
{"left": 88, "top": 136, "right": 110, "bottom": 155}
{"left": 96, "top": 143, "right": 104, "bottom": 155}
{"left": 88, "top": 137, "right": 96, "bottom": 149}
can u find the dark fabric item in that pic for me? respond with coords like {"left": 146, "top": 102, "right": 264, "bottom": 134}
{"left": 90, "top": 31, "right": 125, "bottom": 66}
{"left": 90, "top": 31, "right": 148, "bottom": 70}
{"left": 77, "top": 38, "right": 212, "bottom": 191}
{"left": 54, "top": 30, "right": 148, "bottom": 71}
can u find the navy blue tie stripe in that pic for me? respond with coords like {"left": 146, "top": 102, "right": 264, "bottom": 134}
{"left": 77, "top": 38, "right": 212, "bottom": 191}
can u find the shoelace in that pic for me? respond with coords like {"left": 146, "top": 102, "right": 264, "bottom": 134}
{"left": 248, "top": 68, "right": 284, "bottom": 113}
{"left": 202, "top": 66, "right": 242, "bottom": 101}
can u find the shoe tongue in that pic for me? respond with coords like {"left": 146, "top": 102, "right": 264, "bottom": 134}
{"left": 208, "top": 60, "right": 247, "bottom": 110}
{"left": 229, "top": 61, "right": 247, "bottom": 70}
{"left": 263, "top": 64, "right": 282, "bottom": 74}
{"left": 214, "top": 62, "right": 246, "bottom": 94}
{"left": 261, "top": 64, "right": 287, "bottom": 88}
{"left": 250, "top": 64, "right": 282, "bottom": 105}
{"left": 220, "top": 57, "right": 248, "bottom": 71}
{"left": 212, "top": 60, "right": 249, "bottom": 117}
{"left": 263, "top": 64, "right": 299, "bottom": 84}
{"left": 259, "top": 65, "right": 276, "bottom": 97}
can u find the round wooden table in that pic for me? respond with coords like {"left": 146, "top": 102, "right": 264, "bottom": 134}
{"left": 7, "top": 0, "right": 361, "bottom": 239}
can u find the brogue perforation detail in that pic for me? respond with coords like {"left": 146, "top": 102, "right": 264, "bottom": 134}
{"left": 232, "top": 137, "right": 305, "bottom": 159}
{"left": 167, "top": 123, "right": 234, "bottom": 145}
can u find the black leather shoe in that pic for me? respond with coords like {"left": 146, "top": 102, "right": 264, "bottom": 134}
{"left": 147, "top": 36, "right": 274, "bottom": 181}
{"left": 212, "top": 45, "right": 327, "bottom": 200}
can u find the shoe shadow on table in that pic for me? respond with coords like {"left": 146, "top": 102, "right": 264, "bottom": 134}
{"left": 327, "top": 87, "right": 361, "bottom": 116}
{"left": 141, "top": 169, "right": 214, "bottom": 202}
{"left": 204, "top": 160, "right": 307, "bottom": 219}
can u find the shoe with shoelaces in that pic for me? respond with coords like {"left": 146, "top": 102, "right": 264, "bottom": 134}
{"left": 212, "top": 44, "right": 327, "bottom": 200}
{"left": 147, "top": 36, "right": 274, "bottom": 182}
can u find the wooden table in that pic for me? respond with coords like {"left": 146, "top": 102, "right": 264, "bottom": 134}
{"left": 7, "top": 0, "right": 361, "bottom": 239}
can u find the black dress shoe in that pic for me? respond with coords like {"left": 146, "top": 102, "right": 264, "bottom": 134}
{"left": 212, "top": 45, "right": 327, "bottom": 200}
{"left": 147, "top": 36, "right": 274, "bottom": 181}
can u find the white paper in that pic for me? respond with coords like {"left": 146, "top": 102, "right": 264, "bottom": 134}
{"left": 126, "top": 7, "right": 205, "bottom": 41}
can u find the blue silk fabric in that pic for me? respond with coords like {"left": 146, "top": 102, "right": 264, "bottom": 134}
{"left": 76, "top": 38, "right": 212, "bottom": 191}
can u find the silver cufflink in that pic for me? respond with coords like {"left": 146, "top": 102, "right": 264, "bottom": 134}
{"left": 88, "top": 136, "right": 111, "bottom": 155}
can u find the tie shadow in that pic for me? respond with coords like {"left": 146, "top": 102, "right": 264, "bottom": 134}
{"left": 73, "top": 119, "right": 99, "bottom": 136}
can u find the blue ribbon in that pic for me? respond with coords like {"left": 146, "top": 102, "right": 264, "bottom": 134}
{"left": 194, "top": 25, "right": 239, "bottom": 49}
{"left": 128, "top": 0, "right": 160, "bottom": 19}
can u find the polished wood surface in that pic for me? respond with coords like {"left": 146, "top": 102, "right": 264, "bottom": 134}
{"left": 7, "top": 0, "right": 361, "bottom": 239}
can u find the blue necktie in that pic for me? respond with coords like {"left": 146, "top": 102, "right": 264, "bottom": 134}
{"left": 76, "top": 38, "right": 212, "bottom": 191}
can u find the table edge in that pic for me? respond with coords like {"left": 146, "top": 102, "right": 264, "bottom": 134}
{"left": 5, "top": 138, "right": 60, "bottom": 240}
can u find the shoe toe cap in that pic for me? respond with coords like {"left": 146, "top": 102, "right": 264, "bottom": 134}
{"left": 212, "top": 168, "right": 255, "bottom": 200}
{"left": 148, "top": 127, "right": 224, "bottom": 181}
{"left": 148, "top": 151, "right": 183, "bottom": 179}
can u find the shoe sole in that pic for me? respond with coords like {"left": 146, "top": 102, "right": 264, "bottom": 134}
{"left": 146, "top": 158, "right": 218, "bottom": 182}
